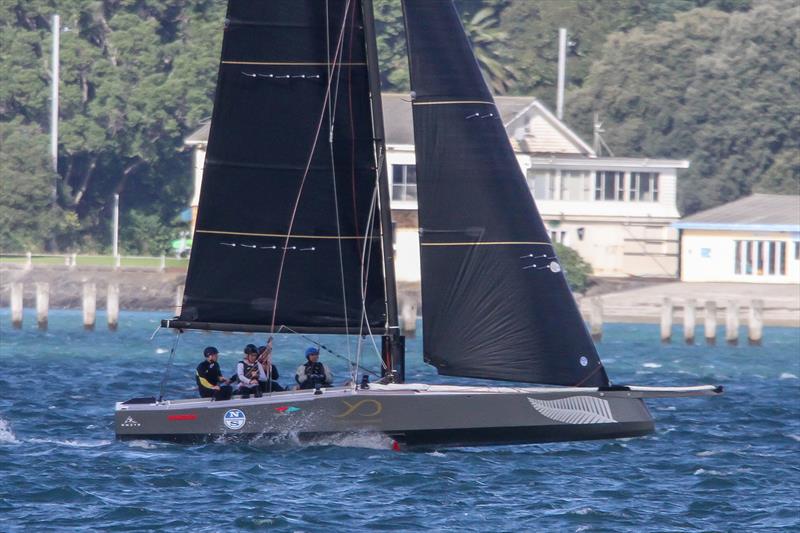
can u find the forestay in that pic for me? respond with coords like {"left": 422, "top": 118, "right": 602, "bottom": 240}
{"left": 402, "top": 0, "right": 609, "bottom": 387}
{"left": 178, "top": 1, "right": 387, "bottom": 334}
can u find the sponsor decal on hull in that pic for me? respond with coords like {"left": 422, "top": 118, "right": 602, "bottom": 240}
{"left": 527, "top": 396, "right": 617, "bottom": 424}
{"left": 121, "top": 416, "right": 141, "bottom": 428}
{"left": 223, "top": 409, "right": 246, "bottom": 430}
{"left": 334, "top": 399, "right": 382, "bottom": 418}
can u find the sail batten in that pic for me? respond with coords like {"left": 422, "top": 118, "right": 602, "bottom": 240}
{"left": 402, "top": 0, "right": 608, "bottom": 387}
{"left": 179, "top": 0, "right": 388, "bottom": 333}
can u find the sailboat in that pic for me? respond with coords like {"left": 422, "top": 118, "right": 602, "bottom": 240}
{"left": 114, "top": 0, "right": 721, "bottom": 448}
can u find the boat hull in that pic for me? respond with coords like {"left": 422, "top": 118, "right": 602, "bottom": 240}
{"left": 115, "top": 384, "right": 656, "bottom": 448}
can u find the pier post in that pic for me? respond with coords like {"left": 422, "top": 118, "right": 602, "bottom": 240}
{"left": 704, "top": 300, "right": 717, "bottom": 346}
{"left": 589, "top": 297, "right": 603, "bottom": 342}
{"left": 748, "top": 299, "right": 763, "bottom": 346}
{"left": 107, "top": 283, "right": 119, "bottom": 331}
{"left": 82, "top": 282, "right": 96, "bottom": 330}
{"left": 114, "top": 254, "right": 121, "bottom": 270}
{"left": 725, "top": 300, "right": 739, "bottom": 346}
{"left": 660, "top": 297, "right": 673, "bottom": 344}
{"left": 159, "top": 254, "right": 166, "bottom": 272}
{"left": 70, "top": 253, "right": 77, "bottom": 269}
{"left": 36, "top": 282, "right": 49, "bottom": 331}
{"left": 174, "top": 284, "right": 185, "bottom": 317}
{"left": 683, "top": 298, "right": 696, "bottom": 345}
{"left": 10, "top": 282, "right": 23, "bottom": 329}
{"left": 25, "top": 251, "right": 32, "bottom": 270}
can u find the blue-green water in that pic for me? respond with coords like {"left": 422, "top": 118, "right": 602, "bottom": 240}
{"left": 0, "top": 310, "right": 798, "bottom": 532}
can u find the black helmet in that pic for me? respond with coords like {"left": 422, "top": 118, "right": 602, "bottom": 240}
{"left": 244, "top": 343, "right": 258, "bottom": 355}
{"left": 203, "top": 346, "right": 219, "bottom": 357}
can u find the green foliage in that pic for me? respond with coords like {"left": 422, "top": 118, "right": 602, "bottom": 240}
{"left": 1, "top": 0, "right": 223, "bottom": 250}
{"left": 554, "top": 242, "right": 593, "bottom": 294}
{"left": 567, "top": 0, "right": 800, "bottom": 214}
{"left": 120, "top": 209, "right": 176, "bottom": 256}
{"left": 0, "top": 121, "right": 77, "bottom": 251}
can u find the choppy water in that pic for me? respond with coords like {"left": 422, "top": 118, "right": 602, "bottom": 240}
{"left": 0, "top": 310, "right": 798, "bottom": 532}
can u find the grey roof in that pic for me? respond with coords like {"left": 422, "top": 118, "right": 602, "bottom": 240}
{"left": 678, "top": 194, "right": 800, "bottom": 228}
{"left": 184, "top": 93, "right": 535, "bottom": 146}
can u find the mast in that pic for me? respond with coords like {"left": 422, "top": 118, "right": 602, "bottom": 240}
{"left": 361, "top": 0, "right": 404, "bottom": 382}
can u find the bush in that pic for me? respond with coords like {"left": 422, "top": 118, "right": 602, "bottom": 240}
{"left": 119, "top": 210, "right": 176, "bottom": 255}
{"left": 554, "top": 242, "right": 593, "bottom": 293}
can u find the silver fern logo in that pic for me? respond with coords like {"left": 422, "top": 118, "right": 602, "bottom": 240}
{"left": 528, "top": 396, "right": 617, "bottom": 424}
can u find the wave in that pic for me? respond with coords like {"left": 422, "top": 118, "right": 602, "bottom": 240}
{"left": 0, "top": 417, "right": 19, "bottom": 444}
{"left": 779, "top": 372, "right": 798, "bottom": 380}
{"left": 248, "top": 430, "right": 396, "bottom": 450}
{"left": 27, "top": 437, "right": 112, "bottom": 448}
{"left": 643, "top": 362, "right": 663, "bottom": 368}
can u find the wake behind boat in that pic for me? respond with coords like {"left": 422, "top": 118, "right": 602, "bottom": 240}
{"left": 114, "top": 0, "right": 721, "bottom": 447}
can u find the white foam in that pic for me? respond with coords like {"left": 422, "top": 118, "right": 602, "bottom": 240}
{"left": 28, "top": 438, "right": 111, "bottom": 448}
{"left": 779, "top": 372, "right": 798, "bottom": 380}
{"left": 789, "top": 434, "right": 800, "bottom": 443}
{"left": 574, "top": 507, "right": 593, "bottom": 516}
{"left": 426, "top": 451, "right": 446, "bottom": 457}
{"left": 155, "top": 348, "right": 169, "bottom": 354}
{"left": 0, "top": 418, "right": 19, "bottom": 444}
{"left": 697, "top": 450, "right": 719, "bottom": 457}
{"left": 643, "top": 362, "right": 662, "bottom": 369}
{"left": 126, "top": 440, "right": 160, "bottom": 449}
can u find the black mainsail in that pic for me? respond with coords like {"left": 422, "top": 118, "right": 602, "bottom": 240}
{"left": 175, "top": 1, "right": 391, "bottom": 334}
{"left": 402, "top": 0, "right": 609, "bottom": 387}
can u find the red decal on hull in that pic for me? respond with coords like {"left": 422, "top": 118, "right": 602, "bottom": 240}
{"left": 168, "top": 414, "right": 197, "bottom": 421}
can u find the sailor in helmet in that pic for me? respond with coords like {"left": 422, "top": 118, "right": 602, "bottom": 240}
{"left": 196, "top": 346, "right": 232, "bottom": 401}
{"left": 236, "top": 344, "right": 268, "bottom": 398}
{"left": 295, "top": 346, "right": 333, "bottom": 390}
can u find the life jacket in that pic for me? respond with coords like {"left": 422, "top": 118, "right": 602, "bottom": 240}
{"left": 239, "top": 359, "right": 261, "bottom": 386}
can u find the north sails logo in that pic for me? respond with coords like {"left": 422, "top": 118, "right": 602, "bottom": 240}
{"left": 121, "top": 416, "right": 141, "bottom": 427}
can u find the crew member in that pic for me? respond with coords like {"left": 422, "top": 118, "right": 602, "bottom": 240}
{"left": 196, "top": 346, "right": 232, "bottom": 401}
{"left": 295, "top": 346, "right": 333, "bottom": 390}
{"left": 236, "top": 344, "right": 268, "bottom": 399}
{"left": 257, "top": 340, "right": 284, "bottom": 392}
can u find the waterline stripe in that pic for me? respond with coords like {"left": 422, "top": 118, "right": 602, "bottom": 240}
{"left": 196, "top": 229, "right": 378, "bottom": 240}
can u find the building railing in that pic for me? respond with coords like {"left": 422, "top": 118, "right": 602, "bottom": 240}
{"left": 0, "top": 252, "right": 189, "bottom": 271}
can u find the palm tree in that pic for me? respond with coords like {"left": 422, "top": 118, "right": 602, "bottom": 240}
{"left": 463, "top": 7, "right": 518, "bottom": 94}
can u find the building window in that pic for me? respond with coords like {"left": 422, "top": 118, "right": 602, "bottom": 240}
{"left": 561, "top": 170, "right": 591, "bottom": 201}
{"left": 595, "top": 171, "right": 624, "bottom": 201}
{"left": 735, "top": 239, "right": 788, "bottom": 277}
{"left": 550, "top": 230, "right": 567, "bottom": 245}
{"left": 529, "top": 169, "right": 557, "bottom": 200}
{"left": 629, "top": 172, "right": 659, "bottom": 202}
{"left": 391, "top": 165, "right": 417, "bottom": 201}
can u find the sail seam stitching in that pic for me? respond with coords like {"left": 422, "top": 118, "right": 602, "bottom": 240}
{"left": 196, "top": 229, "right": 377, "bottom": 240}
{"left": 420, "top": 241, "right": 552, "bottom": 246}
{"left": 222, "top": 61, "right": 366, "bottom": 66}
{"left": 412, "top": 100, "right": 494, "bottom": 106}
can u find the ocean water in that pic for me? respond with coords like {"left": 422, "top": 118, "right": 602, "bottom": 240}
{"left": 0, "top": 310, "right": 798, "bottom": 532}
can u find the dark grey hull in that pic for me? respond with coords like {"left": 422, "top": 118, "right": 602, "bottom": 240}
{"left": 114, "top": 384, "right": 720, "bottom": 449}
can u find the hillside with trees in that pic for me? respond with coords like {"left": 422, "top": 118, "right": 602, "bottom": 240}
{"left": 1, "top": 0, "right": 797, "bottom": 252}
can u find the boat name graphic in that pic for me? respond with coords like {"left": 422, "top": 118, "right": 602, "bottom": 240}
{"left": 334, "top": 400, "right": 383, "bottom": 418}
{"left": 528, "top": 396, "right": 617, "bottom": 424}
{"left": 121, "top": 416, "right": 141, "bottom": 428}
{"left": 223, "top": 409, "right": 246, "bottom": 430}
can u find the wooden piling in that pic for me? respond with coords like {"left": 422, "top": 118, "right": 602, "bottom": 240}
{"left": 107, "top": 283, "right": 119, "bottom": 331}
{"left": 36, "top": 282, "right": 49, "bottom": 331}
{"left": 114, "top": 255, "right": 121, "bottom": 270}
{"left": 159, "top": 254, "right": 166, "bottom": 272}
{"left": 589, "top": 297, "right": 603, "bottom": 342}
{"left": 748, "top": 299, "right": 763, "bottom": 346}
{"left": 70, "top": 253, "right": 77, "bottom": 269}
{"left": 704, "top": 300, "right": 717, "bottom": 346}
{"left": 82, "top": 282, "right": 96, "bottom": 330}
{"left": 725, "top": 300, "right": 739, "bottom": 346}
{"left": 683, "top": 298, "right": 696, "bottom": 345}
{"left": 10, "top": 282, "right": 23, "bottom": 329}
{"left": 660, "top": 297, "right": 673, "bottom": 344}
{"left": 25, "top": 251, "right": 32, "bottom": 270}
{"left": 174, "top": 284, "right": 185, "bottom": 317}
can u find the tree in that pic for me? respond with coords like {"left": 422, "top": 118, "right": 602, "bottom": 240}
{"left": 554, "top": 242, "right": 593, "bottom": 293}
{"left": 0, "top": 121, "right": 76, "bottom": 251}
{"left": 566, "top": 0, "right": 799, "bottom": 214}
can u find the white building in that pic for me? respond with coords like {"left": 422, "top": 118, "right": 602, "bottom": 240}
{"left": 674, "top": 194, "right": 800, "bottom": 284}
{"left": 185, "top": 93, "right": 690, "bottom": 282}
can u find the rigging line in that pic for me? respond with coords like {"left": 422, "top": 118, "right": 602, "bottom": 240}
{"left": 268, "top": 0, "right": 354, "bottom": 336}
{"left": 157, "top": 331, "right": 181, "bottom": 402}
{"left": 420, "top": 241, "right": 552, "bottom": 246}
{"left": 354, "top": 181, "right": 378, "bottom": 382}
{"left": 276, "top": 325, "right": 380, "bottom": 377}
{"left": 326, "top": 0, "right": 354, "bottom": 366}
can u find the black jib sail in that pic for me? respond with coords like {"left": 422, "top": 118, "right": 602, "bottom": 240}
{"left": 176, "top": 1, "right": 388, "bottom": 334}
{"left": 402, "top": 0, "right": 609, "bottom": 387}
